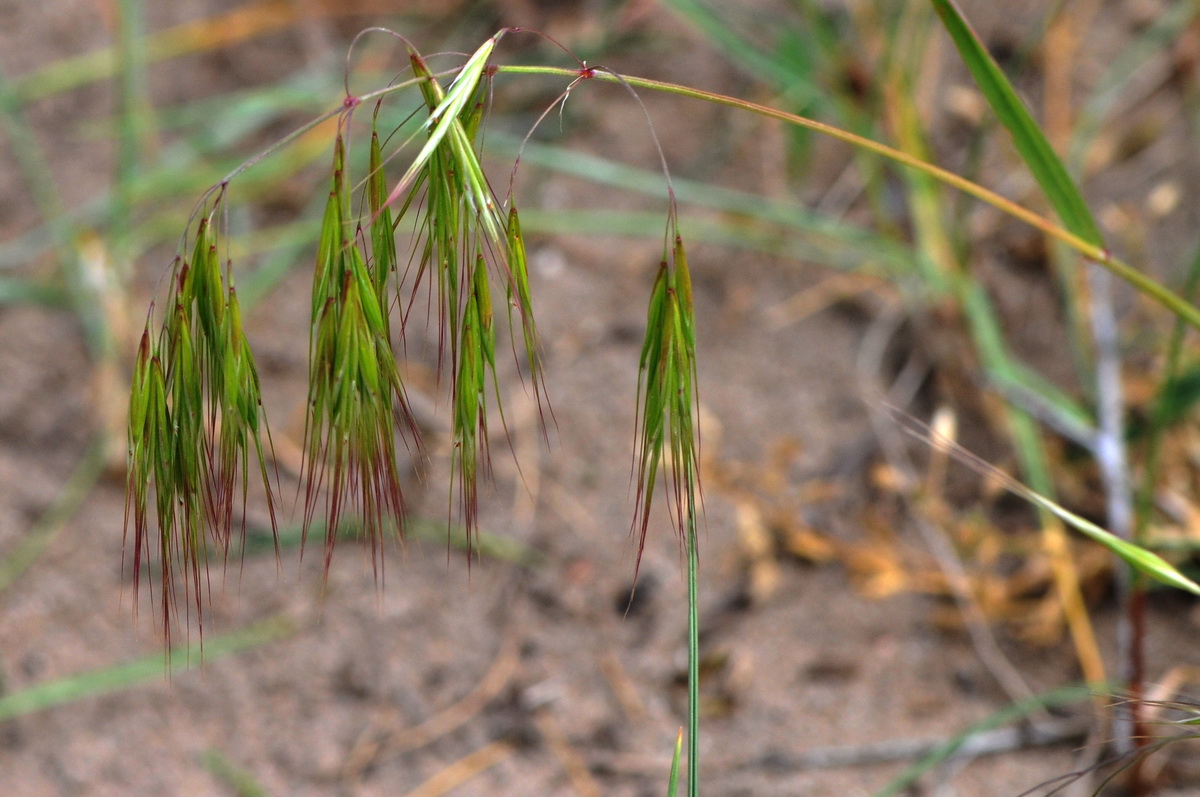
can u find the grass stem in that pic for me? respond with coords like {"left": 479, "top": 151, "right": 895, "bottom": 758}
{"left": 494, "top": 65, "right": 1200, "bottom": 330}
{"left": 686, "top": 503, "right": 699, "bottom": 797}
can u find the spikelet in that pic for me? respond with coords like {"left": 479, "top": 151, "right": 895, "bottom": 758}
{"left": 633, "top": 230, "right": 700, "bottom": 575}
{"left": 124, "top": 204, "right": 276, "bottom": 643}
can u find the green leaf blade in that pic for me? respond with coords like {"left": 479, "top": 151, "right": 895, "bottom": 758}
{"left": 930, "top": 0, "right": 1104, "bottom": 247}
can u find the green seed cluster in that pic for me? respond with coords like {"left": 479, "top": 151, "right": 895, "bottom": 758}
{"left": 126, "top": 35, "right": 548, "bottom": 637}
{"left": 301, "top": 134, "right": 409, "bottom": 572}
{"left": 634, "top": 228, "right": 699, "bottom": 573}
{"left": 399, "top": 47, "right": 541, "bottom": 543}
{"left": 126, "top": 208, "right": 276, "bottom": 641}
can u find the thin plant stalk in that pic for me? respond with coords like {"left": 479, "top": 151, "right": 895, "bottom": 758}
{"left": 495, "top": 65, "right": 1200, "bottom": 331}
{"left": 189, "top": 57, "right": 1196, "bottom": 330}
{"left": 686, "top": 505, "right": 699, "bottom": 796}
{"left": 1088, "top": 264, "right": 1139, "bottom": 762}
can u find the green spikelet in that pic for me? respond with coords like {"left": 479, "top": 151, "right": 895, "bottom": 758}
{"left": 124, "top": 202, "right": 277, "bottom": 643}
{"left": 632, "top": 232, "right": 700, "bottom": 576}
{"left": 301, "top": 135, "right": 410, "bottom": 575}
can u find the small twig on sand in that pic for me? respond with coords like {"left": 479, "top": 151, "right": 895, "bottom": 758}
{"left": 398, "top": 740, "right": 516, "bottom": 797}
{"left": 587, "top": 717, "right": 1088, "bottom": 778}
{"left": 340, "top": 614, "right": 522, "bottom": 781}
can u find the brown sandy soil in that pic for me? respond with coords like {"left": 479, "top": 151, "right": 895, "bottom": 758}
{"left": 3, "top": 1, "right": 1200, "bottom": 795}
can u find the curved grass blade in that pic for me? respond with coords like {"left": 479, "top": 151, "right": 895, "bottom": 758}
{"left": 667, "top": 728, "right": 683, "bottom": 797}
{"left": 495, "top": 63, "right": 1200, "bottom": 328}
{"left": 891, "top": 408, "right": 1200, "bottom": 596}
{"left": 929, "top": 0, "right": 1102, "bottom": 247}
{"left": 201, "top": 749, "right": 272, "bottom": 797}
{"left": 0, "top": 616, "right": 293, "bottom": 723}
{"left": 243, "top": 515, "right": 545, "bottom": 567}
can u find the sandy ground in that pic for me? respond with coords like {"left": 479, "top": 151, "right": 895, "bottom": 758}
{"left": 3, "top": 1, "right": 1200, "bottom": 795}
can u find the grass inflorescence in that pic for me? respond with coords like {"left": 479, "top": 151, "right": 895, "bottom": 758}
{"left": 114, "top": 9, "right": 1200, "bottom": 794}
{"left": 300, "top": 131, "right": 412, "bottom": 577}
{"left": 633, "top": 220, "right": 700, "bottom": 574}
{"left": 394, "top": 41, "right": 543, "bottom": 548}
{"left": 125, "top": 197, "right": 276, "bottom": 643}
{"left": 125, "top": 32, "right": 551, "bottom": 637}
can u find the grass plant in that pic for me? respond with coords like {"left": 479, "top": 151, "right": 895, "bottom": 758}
{"left": 5, "top": 0, "right": 1200, "bottom": 794}
{"left": 115, "top": 5, "right": 1200, "bottom": 792}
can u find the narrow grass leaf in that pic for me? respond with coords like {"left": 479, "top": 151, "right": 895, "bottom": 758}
{"left": 658, "top": 0, "right": 820, "bottom": 102}
{"left": 201, "top": 749, "right": 272, "bottom": 797}
{"left": 930, "top": 0, "right": 1103, "bottom": 247}
{"left": 0, "top": 277, "right": 68, "bottom": 306}
{"left": 0, "top": 616, "right": 293, "bottom": 723}
{"left": 667, "top": 728, "right": 684, "bottom": 797}
{"left": 1023, "top": 490, "right": 1200, "bottom": 596}
{"left": 243, "top": 516, "right": 544, "bottom": 567}
{"left": 895, "top": 408, "right": 1200, "bottom": 596}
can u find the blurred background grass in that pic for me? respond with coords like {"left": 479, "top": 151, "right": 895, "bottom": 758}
{"left": 5, "top": 0, "right": 1200, "bottom": 794}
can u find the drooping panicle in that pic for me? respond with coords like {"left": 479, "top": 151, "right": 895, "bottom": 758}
{"left": 124, "top": 202, "right": 277, "bottom": 644}
{"left": 301, "top": 133, "right": 412, "bottom": 576}
{"left": 125, "top": 33, "right": 551, "bottom": 641}
{"left": 632, "top": 231, "right": 700, "bottom": 575}
{"left": 387, "top": 43, "right": 542, "bottom": 548}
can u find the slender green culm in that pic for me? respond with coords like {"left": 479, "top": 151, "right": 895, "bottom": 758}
{"left": 686, "top": 505, "right": 700, "bottom": 797}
